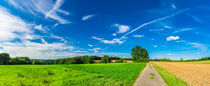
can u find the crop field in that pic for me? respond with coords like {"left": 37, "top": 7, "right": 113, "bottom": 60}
{"left": 153, "top": 61, "right": 210, "bottom": 86}
{"left": 0, "top": 63, "right": 146, "bottom": 86}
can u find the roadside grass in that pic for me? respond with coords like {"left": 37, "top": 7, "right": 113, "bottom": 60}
{"left": 0, "top": 63, "right": 146, "bottom": 86}
{"left": 152, "top": 63, "right": 188, "bottom": 86}
{"left": 149, "top": 73, "right": 155, "bottom": 79}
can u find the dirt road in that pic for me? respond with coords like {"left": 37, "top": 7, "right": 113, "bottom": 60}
{"left": 133, "top": 63, "right": 167, "bottom": 86}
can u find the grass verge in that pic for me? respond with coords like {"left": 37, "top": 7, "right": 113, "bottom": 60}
{"left": 152, "top": 63, "right": 188, "bottom": 86}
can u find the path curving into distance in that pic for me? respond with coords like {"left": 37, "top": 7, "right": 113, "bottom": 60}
{"left": 134, "top": 62, "right": 167, "bottom": 86}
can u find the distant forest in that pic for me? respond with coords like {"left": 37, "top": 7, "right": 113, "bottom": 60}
{"left": 0, "top": 53, "right": 132, "bottom": 65}
{"left": 0, "top": 53, "right": 210, "bottom": 65}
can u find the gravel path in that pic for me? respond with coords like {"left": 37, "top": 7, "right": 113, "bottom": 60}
{"left": 133, "top": 63, "right": 167, "bottom": 86}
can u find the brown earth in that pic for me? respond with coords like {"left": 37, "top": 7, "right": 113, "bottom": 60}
{"left": 153, "top": 61, "right": 210, "bottom": 86}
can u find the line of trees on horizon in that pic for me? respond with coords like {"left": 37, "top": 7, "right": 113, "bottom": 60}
{"left": 150, "top": 57, "right": 210, "bottom": 62}
{"left": 0, "top": 53, "right": 132, "bottom": 65}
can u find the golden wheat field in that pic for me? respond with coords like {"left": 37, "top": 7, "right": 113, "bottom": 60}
{"left": 153, "top": 61, "right": 210, "bottom": 86}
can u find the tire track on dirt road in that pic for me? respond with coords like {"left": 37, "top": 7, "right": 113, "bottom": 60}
{"left": 134, "top": 63, "right": 167, "bottom": 86}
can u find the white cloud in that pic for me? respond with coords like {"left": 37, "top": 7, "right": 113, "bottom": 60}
{"left": 92, "top": 36, "right": 124, "bottom": 44}
{"left": 0, "top": 40, "right": 74, "bottom": 59}
{"left": 166, "top": 36, "right": 180, "bottom": 41}
{"left": 82, "top": 14, "right": 95, "bottom": 21}
{"left": 133, "top": 35, "right": 144, "bottom": 38}
{"left": 102, "top": 38, "right": 124, "bottom": 44}
{"left": 41, "top": 39, "right": 48, "bottom": 44}
{"left": 88, "top": 48, "right": 101, "bottom": 53}
{"left": 153, "top": 45, "right": 158, "bottom": 48}
{"left": 120, "top": 8, "right": 189, "bottom": 39}
{"left": 112, "top": 33, "right": 117, "bottom": 36}
{"left": 0, "top": 6, "right": 77, "bottom": 59}
{"left": 73, "top": 51, "right": 87, "bottom": 53}
{"left": 88, "top": 44, "right": 93, "bottom": 47}
{"left": 167, "top": 53, "right": 173, "bottom": 55}
{"left": 188, "top": 43, "right": 208, "bottom": 51}
{"left": 34, "top": 24, "right": 48, "bottom": 32}
{"left": 113, "top": 24, "right": 130, "bottom": 33}
{"left": 92, "top": 36, "right": 103, "bottom": 40}
{"left": 7, "top": 0, "right": 70, "bottom": 24}
{"left": 0, "top": 7, "right": 33, "bottom": 41}
{"left": 34, "top": 24, "right": 43, "bottom": 30}
{"left": 173, "top": 28, "right": 192, "bottom": 33}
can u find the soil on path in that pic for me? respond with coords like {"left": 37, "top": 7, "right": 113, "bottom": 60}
{"left": 133, "top": 63, "right": 167, "bottom": 86}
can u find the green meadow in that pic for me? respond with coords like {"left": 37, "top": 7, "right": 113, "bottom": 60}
{"left": 0, "top": 63, "right": 146, "bottom": 86}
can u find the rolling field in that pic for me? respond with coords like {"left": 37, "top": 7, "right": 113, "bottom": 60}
{"left": 0, "top": 63, "right": 146, "bottom": 86}
{"left": 153, "top": 61, "right": 210, "bottom": 86}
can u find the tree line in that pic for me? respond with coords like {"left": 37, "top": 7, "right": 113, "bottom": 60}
{"left": 0, "top": 53, "right": 131, "bottom": 65}
{"left": 0, "top": 45, "right": 150, "bottom": 65}
{"left": 0, "top": 53, "right": 31, "bottom": 65}
{"left": 150, "top": 57, "right": 210, "bottom": 62}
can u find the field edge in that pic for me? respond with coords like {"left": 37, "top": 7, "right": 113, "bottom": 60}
{"left": 151, "top": 62, "right": 188, "bottom": 86}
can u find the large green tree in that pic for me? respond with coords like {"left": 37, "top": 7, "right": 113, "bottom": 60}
{"left": 131, "top": 46, "right": 149, "bottom": 61}
{"left": 101, "top": 55, "right": 111, "bottom": 63}
{"left": 0, "top": 53, "right": 10, "bottom": 65}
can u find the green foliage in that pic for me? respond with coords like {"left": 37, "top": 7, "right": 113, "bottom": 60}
{"left": 100, "top": 55, "right": 111, "bottom": 63}
{"left": 135, "top": 58, "right": 149, "bottom": 62}
{"left": 0, "top": 63, "right": 147, "bottom": 86}
{"left": 199, "top": 57, "right": 210, "bottom": 60}
{"left": 160, "top": 58, "right": 172, "bottom": 62}
{"left": 180, "top": 58, "right": 183, "bottom": 61}
{"left": 152, "top": 63, "right": 188, "bottom": 86}
{"left": 131, "top": 46, "right": 149, "bottom": 62}
{"left": 10, "top": 57, "right": 31, "bottom": 64}
{"left": 32, "top": 60, "right": 39, "bottom": 65}
{"left": 0, "top": 53, "right": 10, "bottom": 65}
{"left": 119, "top": 58, "right": 123, "bottom": 63}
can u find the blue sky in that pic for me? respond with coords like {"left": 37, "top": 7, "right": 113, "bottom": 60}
{"left": 0, "top": 0, "right": 210, "bottom": 59}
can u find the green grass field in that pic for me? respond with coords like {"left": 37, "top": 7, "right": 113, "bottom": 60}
{"left": 0, "top": 63, "right": 147, "bottom": 86}
{"left": 152, "top": 63, "right": 188, "bottom": 86}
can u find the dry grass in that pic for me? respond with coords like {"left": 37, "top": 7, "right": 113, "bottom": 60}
{"left": 153, "top": 61, "right": 210, "bottom": 86}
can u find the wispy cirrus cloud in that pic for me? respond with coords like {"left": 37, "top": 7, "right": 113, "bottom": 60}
{"left": 0, "top": 6, "right": 77, "bottom": 59}
{"left": 120, "top": 8, "right": 189, "bottom": 40}
{"left": 92, "top": 36, "right": 124, "bottom": 44}
{"left": 7, "top": 0, "right": 70, "bottom": 24}
{"left": 88, "top": 44, "right": 93, "bottom": 47}
{"left": 82, "top": 14, "right": 95, "bottom": 21}
{"left": 93, "top": 9, "right": 189, "bottom": 45}
{"left": 188, "top": 42, "right": 208, "bottom": 51}
{"left": 173, "top": 28, "right": 192, "bottom": 33}
{"left": 133, "top": 35, "right": 144, "bottom": 38}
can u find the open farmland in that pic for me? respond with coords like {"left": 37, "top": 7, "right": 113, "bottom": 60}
{"left": 0, "top": 63, "right": 146, "bottom": 86}
{"left": 153, "top": 61, "right": 210, "bottom": 86}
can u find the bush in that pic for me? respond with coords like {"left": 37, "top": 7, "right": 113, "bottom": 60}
{"left": 32, "top": 60, "right": 39, "bottom": 65}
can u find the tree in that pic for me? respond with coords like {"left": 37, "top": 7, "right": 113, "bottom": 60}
{"left": 10, "top": 57, "right": 31, "bottom": 64}
{"left": 119, "top": 58, "right": 123, "bottom": 63}
{"left": 131, "top": 46, "right": 149, "bottom": 62}
{"left": 32, "top": 60, "right": 39, "bottom": 65}
{"left": 180, "top": 58, "right": 184, "bottom": 62}
{"left": 0, "top": 53, "right": 10, "bottom": 65}
{"left": 101, "top": 55, "right": 110, "bottom": 63}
